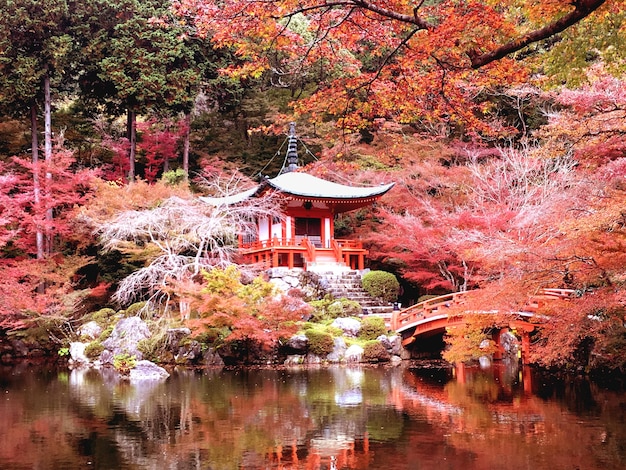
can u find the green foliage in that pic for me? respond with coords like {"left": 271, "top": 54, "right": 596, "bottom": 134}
{"left": 362, "top": 340, "right": 390, "bottom": 362}
{"left": 89, "top": 308, "right": 117, "bottom": 326}
{"left": 84, "top": 342, "right": 104, "bottom": 359}
{"left": 98, "top": 325, "right": 114, "bottom": 343}
{"left": 362, "top": 270, "right": 400, "bottom": 303}
{"left": 162, "top": 168, "right": 187, "bottom": 186}
{"left": 358, "top": 316, "right": 387, "bottom": 341}
{"left": 58, "top": 347, "right": 70, "bottom": 357}
{"left": 304, "top": 329, "right": 335, "bottom": 357}
{"left": 136, "top": 329, "right": 169, "bottom": 361}
{"left": 125, "top": 302, "right": 148, "bottom": 317}
{"left": 309, "top": 296, "right": 362, "bottom": 322}
{"left": 113, "top": 353, "right": 137, "bottom": 376}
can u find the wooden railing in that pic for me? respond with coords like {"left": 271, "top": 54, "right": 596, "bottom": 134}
{"left": 391, "top": 288, "right": 578, "bottom": 333}
{"left": 301, "top": 238, "right": 316, "bottom": 263}
{"left": 331, "top": 239, "right": 343, "bottom": 263}
{"left": 241, "top": 237, "right": 300, "bottom": 250}
{"left": 241, "top": 237, "right": 364, "bottom": 251}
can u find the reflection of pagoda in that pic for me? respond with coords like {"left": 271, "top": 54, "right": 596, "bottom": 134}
{"left": 202, "top": 123, "right": 394, "bottom": 271}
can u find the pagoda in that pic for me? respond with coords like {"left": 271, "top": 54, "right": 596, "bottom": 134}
{"left": 201, "top": 123, "right": 394, "bottom": 271}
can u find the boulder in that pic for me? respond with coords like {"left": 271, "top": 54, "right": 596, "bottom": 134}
{"left": 102, "top": 317, "right": 151, "bottom": 360}
{"left": 284, "top": 355, "right": 304, "bottom": 365}
{"left": 286, "top": 334, "right": 309, "bottom": 353}
{"left": 326, "top": 337, "right": 347, "bottom": 363}
{"left": 129, "top": 360, "right": 169, "bottom": 381}
{"left": 79, "top": 321, "right": 102, "bottom": 340}
{"left": 69, "top": 342, "right": 89, "bottom": 367}
{"left": 331, "top": 317, "right": 361, "bottom": 337}
{"left": 344, "top": 344, "right": 364, "bottom": 363}
{"left": 166, "top": 328, "right": 192, "bottom": 351}
{"left": 203, "top": 348, "right": 225, "bottom": 367}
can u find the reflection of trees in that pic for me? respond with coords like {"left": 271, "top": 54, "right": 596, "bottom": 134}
{"left": 394, "top": 364, "right": 626, "bottom": 470}
{"left": 3, "top": 364, "right": 624, "bottom": 469}
{"left": 63, "top": 366, "right": 404, "bottom": 469}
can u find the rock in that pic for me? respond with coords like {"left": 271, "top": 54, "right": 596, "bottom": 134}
{"left": 203, "top": 348, "right": 225, "bottom": 367}
{"left": 305, "top": 354, "right": 323, "bottom": 364}
{"left": 390, "top": 355, "right": 403, "bottom": 365}
{"left": 129, "top": 360, "right": 169, "bottom": 381}
{"left": 331, "top": 317, "right": 361, "bottom": 337}
{"left": 69, "top": 342, "right": 89, "bottom": 366}
{"left": 100, "top": 349, "right": 114, "bottom": 365}
{"left": 166, "top": 328, "right": 192, "bottom": 351}
{"left": 344, "top": 344, "right": 364, "bottom": 363}
{"left": 377, "top": 334, "right": 392, "bottom": 350}
{"left": 388, "top": 335, "right": 403, "bottom": 356}
{"left": 102, "top": 317, "right": 151, "bottom": 360}
{"left": 284, "top": 355, "right": 304, "bottom": 365}
{"left": 327, "top": 337, "right": 347, "bottom": 363}
{"left": 79, "top": 321, "right": 102, "bottom": 340}
{"left": 286, "top": 334, "right": 308, "bottom": 353}
{"left": 269, "top": 278, "right": 291, "bottom": 292}
{"left": 176, "top": 341, "right": 202, "bottom": 364}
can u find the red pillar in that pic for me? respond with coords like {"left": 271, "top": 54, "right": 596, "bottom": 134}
{"left": 521, "top": 331, "right": 530, "bottom": 365}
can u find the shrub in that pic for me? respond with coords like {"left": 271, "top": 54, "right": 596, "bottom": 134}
{"left": 125, "top": 302, "right": 148, "bottom": 317}
{"left": 358, "top": 316, "right": 387, "bottom": 341}
{"left": 113, "top": 353, "right": 137, "bottom": 375}
{"left": 90, "top": 308, "right": 116, "bottom": 326}
{"left": 305, "top": 329, "right": 335, "bottom": 356}
{"left": 362, "top": 271, "right": 400, "bottom": 303}
{"left": 84, "top": 342, "right": 105, "bottom": 359}
{"left": 310, "top": 296, "right": 363, "bottom": 322}
{"left": 362, "top": 340, "right": 390, "bottom": 362}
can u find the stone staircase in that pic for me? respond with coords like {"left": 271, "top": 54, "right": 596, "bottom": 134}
{"left": 320, "top": 270, "right": 395, "bottom": 321}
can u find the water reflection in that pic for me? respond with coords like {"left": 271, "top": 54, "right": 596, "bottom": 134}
{"left": 0, "top": 362, "right": 624, "bottom": 469}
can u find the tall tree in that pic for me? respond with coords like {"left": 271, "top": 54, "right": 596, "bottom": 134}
{"left": 0, "top": 0, "right": 74, "bottom": 257}
{"left": 77, "top": 0, "right": 207, "bottom": 181}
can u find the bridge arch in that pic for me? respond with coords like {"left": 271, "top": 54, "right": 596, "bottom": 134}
{"left": 391, "top": 288, "right": 576, "bottom": 362}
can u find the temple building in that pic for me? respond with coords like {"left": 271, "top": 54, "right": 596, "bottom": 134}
{"left": 201, "top": 124, "right": 394, "bottom": 271}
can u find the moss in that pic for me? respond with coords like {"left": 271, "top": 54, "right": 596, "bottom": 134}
{"left": 310, "top": 297, "right": 363, "bottom": 322}
{"left": 358, "top": 316, "right": 387, "bottom": 341}
{"left": 84, "top": 341, "right": 104, "bottom": 359}
{"left": 362, "top": 340, "right": 390, "bottom": 362}
{"left": 305, "top": 329, "right": 335, "bottom": 356}
{"left": 98, "top": 325, "right": 114, "bottom": 343}
{"left": 90, "top": 308, "right": 116, "bottom": 326}
{"left": 125, "top": 302, "right": 148, "bottom": 317}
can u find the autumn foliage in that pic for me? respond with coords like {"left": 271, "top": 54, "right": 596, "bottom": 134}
{"left": 185, "top": 266, "right": 309, "bottom": 358}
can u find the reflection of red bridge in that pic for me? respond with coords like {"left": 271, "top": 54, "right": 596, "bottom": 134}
{"left": 391, "top": 288, "right": 577, "bottom": 362}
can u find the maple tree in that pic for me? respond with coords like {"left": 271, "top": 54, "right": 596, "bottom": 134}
{"left": 173, "top": 0, "right": 619, "bottom": 132}
{"left": 185, "top": 265, "right": 308, "bottom": 361}
{"left": 92, "top": 169, "right": 281, "bottom": 308}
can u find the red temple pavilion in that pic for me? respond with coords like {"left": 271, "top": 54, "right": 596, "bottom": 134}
{"left": 201, "top": 124, "right": 394, "bottom": 271}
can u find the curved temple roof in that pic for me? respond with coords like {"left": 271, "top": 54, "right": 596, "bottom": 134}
{"left": 201, "top": 172, "right": 394, "bottom": 206}
{"left": 267, "top": 172, "right": 394, "bottom": 199}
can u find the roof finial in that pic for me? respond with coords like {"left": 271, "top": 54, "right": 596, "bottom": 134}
{"left": 285, "top": 122, "right": 298, "bottom": 173}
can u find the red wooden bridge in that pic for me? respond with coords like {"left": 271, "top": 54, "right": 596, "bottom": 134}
{"left": 390, "top": 288, "right": 578, "bottom": 361}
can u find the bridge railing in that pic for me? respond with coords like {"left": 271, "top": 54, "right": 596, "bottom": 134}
{"left": 391, "top": 292, "right": 467, "bottom": 332}
{"left": 391, "top": 288, "right": 579, "bottom": 332}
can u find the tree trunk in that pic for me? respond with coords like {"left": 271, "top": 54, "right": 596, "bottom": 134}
{"left": 182, "top": 112, "right": 190, "bottom": 178}
{"left": 44, "top": 73, "right": 53, "bottom": 256}
{"left": 127, "top": 107, "right": 136, "bottom": 182}
{"left": 31, "top": 104, "right": 44, "bottom": 261}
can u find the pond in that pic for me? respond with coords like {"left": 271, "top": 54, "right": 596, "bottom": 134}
{"left": 0, "top": 361, "right": 624, "bottom": 469}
